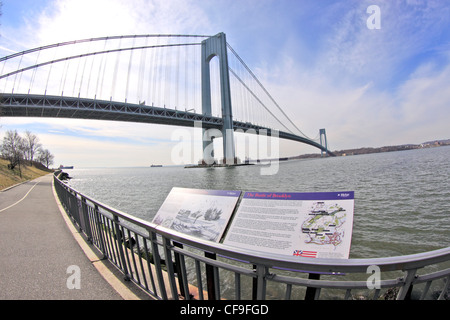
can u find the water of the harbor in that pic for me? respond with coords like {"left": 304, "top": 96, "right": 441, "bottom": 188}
{"left": 67, "top": 145, "right": 450, "bottom": 259}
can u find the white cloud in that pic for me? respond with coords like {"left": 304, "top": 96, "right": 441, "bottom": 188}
{"left": 29, "top": 0, "right": 211, "bottom": 44}
{"left": 249, "top": 0, "right": 450, "bottom": 151}
{"left": 396, "top": 62, "right": 450, "bottom": 140}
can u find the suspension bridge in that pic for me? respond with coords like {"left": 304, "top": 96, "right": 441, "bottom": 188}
{"left": 0, "top": 33, "right": 333, "bottom": 164}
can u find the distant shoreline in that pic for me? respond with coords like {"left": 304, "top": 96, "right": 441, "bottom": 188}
{"left": 290, "top": 139, "right": 450, "bottom": 160}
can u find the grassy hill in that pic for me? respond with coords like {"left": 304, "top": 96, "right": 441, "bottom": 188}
{"left": 0, "top": 158, "right": 54, "bottom": 190}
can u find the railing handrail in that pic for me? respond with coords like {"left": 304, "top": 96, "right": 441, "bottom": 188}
{"left": 57, "top": 173, "right": 450, "bottom": 272}
{"left": 53, "top": 172, "right": 450, "bottom": 300}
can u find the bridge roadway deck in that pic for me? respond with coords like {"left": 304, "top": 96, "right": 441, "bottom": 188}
{"left": 0, "top": 93, "right": 333, "bottom": 155}
{"left": 0, "top": 174, "right": 149, "bottom": 300}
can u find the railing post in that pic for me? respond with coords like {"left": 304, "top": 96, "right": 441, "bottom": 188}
{"left": 205, "top": 251, "right": 218, "bottom": 300}
{"left": 438, "top": 275, "right": 450, "bottom": 300}
{"left": 112, "top": 215, "right": 131, "bottom": 281}
{"left": 396, "top": 269, "right": 417, "bottom": 300}
{"left": 173, "top": 241, "right": 189, "bottom": 299}
{"left": 70, "top": 192, "right": 80, "bottom": 226}
{"left": 173, "top": 246, "right": 184, "bottom": 298}
{"left": 93, "top": 204, "right": 107, "bottom": 259}
{"left": 149, "top": 231, "right": 168, "bottom": 300}
{"left": 305, "top": 273, "right": 321, "bottom": 300}
{"left": 81, "top": 196, "right": 93, "bottom": 243}
{"left": 252, "top": 265, "right": 257, "bottom": 300}
{"left": 163, "top": 237, "right": 179, "bottom": 300}
{"left": 255, "top": 264, "right": 267, "bottom": 300}
{"left": 76, "top": 196, "right": 85, "bottom": 232}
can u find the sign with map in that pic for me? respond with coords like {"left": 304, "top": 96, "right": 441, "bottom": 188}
{"left": 152, "top": 187, "right": 241, "bottom": 242}
{"left": 223, "top": 191, "right": 354, "bottom": 259}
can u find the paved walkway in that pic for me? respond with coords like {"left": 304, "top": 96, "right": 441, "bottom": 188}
{"left": 0, "top": 174, "right": 145, "bottom": 300}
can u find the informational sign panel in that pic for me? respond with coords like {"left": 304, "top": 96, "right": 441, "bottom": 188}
{"left": 223, "top": 191, "right": 355, "bottom": 259}
{"left": 152, "top": 187, "right": 241, "bottom": 242}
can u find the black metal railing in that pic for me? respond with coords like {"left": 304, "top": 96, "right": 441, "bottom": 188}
{"left": 53, "top": 172, "right": 450, "bottom": 300}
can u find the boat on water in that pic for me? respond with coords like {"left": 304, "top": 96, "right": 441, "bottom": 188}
{"left": 59, "top": 165, "right": 74, "bottom": 169}
{"left": 150, "top": 164, "right": 163, "bottom": 167}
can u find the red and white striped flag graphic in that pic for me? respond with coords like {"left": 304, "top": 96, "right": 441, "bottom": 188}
{"left": 293, "top": 250, "right": 317, "bottom": 258}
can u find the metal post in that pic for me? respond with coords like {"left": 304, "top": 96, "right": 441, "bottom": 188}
{"left": 173, "top": 241, "right": 189, "bottom": 299}
{"left": 94, "top": 205, "right": 108, "bottom": 259}
{"left": 305, "top": 273, "right": 321, "bottom": 300}
{"left": 113, "top": 215, "right": 131, "bottom": 281}
{"left": 205, "top": 251, "right": 217, "bottom": 300}
{"left": 396, "top": 269, "right": 417, "bottom": 300}
{"left": 163, "top": 237, "right": 179, "bottom": 300}
{"left": 255, "top": 265, "right": 267, "bottom": 300}
{"left": 252, "top": 265, "right": 257, "bottom": 300}
{"left": 81, "top": 197, "right": 93, "bottom": 242}
{"left": 149, "top": 231, "right": 168, "bottom": 300}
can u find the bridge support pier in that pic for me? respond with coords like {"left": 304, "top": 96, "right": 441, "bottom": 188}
{"left": 319, "top": 128, "right": 328, "bottom": 157}
{"left": 201, "top": 33, "right": 236, "bottom": 165}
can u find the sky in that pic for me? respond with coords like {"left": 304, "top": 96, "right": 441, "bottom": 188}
{"left": 1, "top": 0, "right": 450, "bottom": 167}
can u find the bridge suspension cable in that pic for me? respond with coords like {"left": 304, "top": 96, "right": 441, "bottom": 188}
{"left": 0, "top": 34, "right": 211, "bottom": 63}
{"left": 1, "top": 33, "right": 325, "bottom": 150}
{"left": 0, "top": 43, "right": 201, "bottom": 81}
{"left": 226, "top": 43, "right": 314, "bottom": 140}
{"left": 228, "top": 67, "right": 294, "bottom": 134}
{"left": 1, "top": 35, "right": 208, "bottom": 113}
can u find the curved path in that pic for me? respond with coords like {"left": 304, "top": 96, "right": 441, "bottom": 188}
{"left": 0, "top": 174, "right": 146, "bottom": 300}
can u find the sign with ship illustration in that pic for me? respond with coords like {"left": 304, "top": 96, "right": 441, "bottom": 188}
{"left": 154, "top": 188, "right": 354, "bottom": 259}
{"left": 152, "top": 187, "right": 241, "bottom": 242}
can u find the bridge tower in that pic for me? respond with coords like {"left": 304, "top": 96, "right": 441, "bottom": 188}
{"left": 319, "top": 128, "right": 328, "bottom": 157}
{"left": 201, "top": 33, "right": 236, "bottom": 165}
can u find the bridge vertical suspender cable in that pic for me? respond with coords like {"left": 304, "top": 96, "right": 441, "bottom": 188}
{"left": 227, "top": 43, "right": 315, "bottom": 140}
{"left": 137, "top": 36, "right": 147, "bottom": 104}
{"left": 0, "top": 35, "right": 208, "bottom": 106}
{"left": 125, "top": 36, "right": 135, "bottom": 103}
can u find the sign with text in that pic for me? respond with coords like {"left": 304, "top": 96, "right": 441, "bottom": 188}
{"left": 152, "top": 187, "right": 241, "bottom": 242}
{"left": 223, "top": 191, "right": 355, "bottom": 259}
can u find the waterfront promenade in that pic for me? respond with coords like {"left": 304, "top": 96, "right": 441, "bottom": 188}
{"left": 0, "top": 174, "right": 146, "bottom": 300}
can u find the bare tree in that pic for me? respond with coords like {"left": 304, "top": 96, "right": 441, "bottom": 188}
{"left": 24, "top": 130, "right": 42, "bottom": 165}
{"left": 37, "top": 148, "right": 54, "bottom": 169}
{"left": 1, "top": 130, "right": 25, "bottom": 176}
